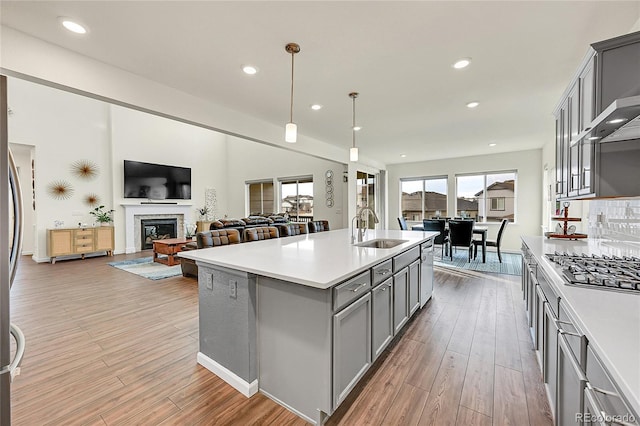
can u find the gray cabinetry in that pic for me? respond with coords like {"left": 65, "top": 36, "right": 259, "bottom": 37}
{"left": 555, "top": 31, "right": 640, "bottom": 200}
{"left": 393, "top": 268, "right": 409, "bottom": 334}
{"left": 556, "top": 330, "right": 588, "bottom": 426}
{"left": 592, "top": 31, "right": 640, "bottom": 113}
{"left": 333, "top": 292, "right": 371, "bottom": 408}
{"left": 584, "top": 347, "right": 638, "bottom": 425}
{"left": 371, "top": 278, "right": 393, "bottom": 361}
{"left": 408, "top": 259, "right": 420, "bottom": 316}
{"left": 333, "top": 270, "right": 371, "bottom": 312}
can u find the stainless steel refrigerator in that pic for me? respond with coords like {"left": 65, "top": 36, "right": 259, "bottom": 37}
{"left": 1, "top": 75, "right": 26, "bottom": 424}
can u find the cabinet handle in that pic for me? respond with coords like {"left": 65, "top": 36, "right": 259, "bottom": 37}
{"left": 584, "top": 383, "right": 636, "bottom": 426}
{"left": 558, "top": 332, "right": 588, "bottom": 382}
{"left": 376, "top": 269, "right": 392, "bottom": 276}
{"left": 351, "top": 283, "right": 368, "bottom": 292}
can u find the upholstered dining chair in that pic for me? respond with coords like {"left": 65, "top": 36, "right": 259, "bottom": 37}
{"left": 397, "top": 217, "right": 408, "bottom": 230}
{"left": 448, "top": 219, "right": 475, "bottom": 262}
{"left": 422, "top": 219, "right": 449, "bottom": 257}
{"left": 474, "top": 218, "right": 509, "bottom": 263}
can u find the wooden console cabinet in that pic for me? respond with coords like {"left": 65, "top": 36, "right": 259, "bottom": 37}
{"left": 47, "top": 226, "right": 114, "bottom": 264}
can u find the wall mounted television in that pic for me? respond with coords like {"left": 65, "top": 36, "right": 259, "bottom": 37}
{"left": 123, "top": 160, "right": 191, "bottom": 200}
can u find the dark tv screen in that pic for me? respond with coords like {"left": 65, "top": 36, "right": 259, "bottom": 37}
{"left": 124, "top": 160, "right": 191, "bottom": 200}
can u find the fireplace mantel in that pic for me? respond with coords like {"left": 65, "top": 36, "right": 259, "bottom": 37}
{"left": 121, "top": 203, "right": 193, "bottom": 253}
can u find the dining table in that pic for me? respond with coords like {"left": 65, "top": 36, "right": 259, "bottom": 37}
{"left": 411, "top": 223, "right": 488, "bottom": 263}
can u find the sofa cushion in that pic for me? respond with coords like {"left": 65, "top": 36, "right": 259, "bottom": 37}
{"left": 308, "top": 220, "right": 330, "bottom": 233}
{"left": 276, "top": 223, "right": 308, "bottom": 237}
{"left": 243, "top": 226, "right": 279, "bottom": 242}
{"left": 197, "top": 229, "right": 241, "bottom": 248}
{"left": 243, "top": 216, "right": 273, "bottom": 225}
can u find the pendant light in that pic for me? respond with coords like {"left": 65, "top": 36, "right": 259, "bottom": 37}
{"left": 349, "top": 92, "right": 359, "bottom": 162}
{"left": 285, "top": 43, "right": 300, "bottom": 143}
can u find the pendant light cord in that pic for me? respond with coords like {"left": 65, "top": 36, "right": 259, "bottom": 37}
{"left": 290, "top": 51, "right": 295, "bottom": 123}
{"left": 352, "top": 95, "right": 356, "bottom": 149}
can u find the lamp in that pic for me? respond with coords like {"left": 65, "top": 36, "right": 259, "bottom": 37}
{"left": 285, "top": 43, "right": 300, "bottom": 143}
{"left": 349, "top": 92, "right": 359, "bottom": 162}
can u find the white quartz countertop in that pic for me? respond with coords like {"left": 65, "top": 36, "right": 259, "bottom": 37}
{"left": 179, "top": 229, "right": 438, "bottom": 289}
{"left": 521, "top": 236, "right": 640, "bottom": 416}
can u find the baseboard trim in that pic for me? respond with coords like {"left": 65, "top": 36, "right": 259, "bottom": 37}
{"left": 197, "top": 352, "right": 258, "bottom": 398}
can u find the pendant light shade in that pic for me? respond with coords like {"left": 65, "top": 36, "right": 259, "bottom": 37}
{"left": 350, "top": 147, "right": 359, "bottom": 162}
{"left": 285, "top": 122, "right": 297, "bottom": 143}
{"left": 349, "top": 92, "right": 359, "bottom": 162}
{"left": 285, "top": 43, "right": 300, "bottom": 143}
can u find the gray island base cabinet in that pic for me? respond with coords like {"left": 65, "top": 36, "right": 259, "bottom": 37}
{"left": 182, "top": 229, "right": 438, "bottom": 425}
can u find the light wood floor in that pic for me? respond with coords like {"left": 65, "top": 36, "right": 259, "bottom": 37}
{"left": 9, "top": 253, "right": 552, "bottom": 425}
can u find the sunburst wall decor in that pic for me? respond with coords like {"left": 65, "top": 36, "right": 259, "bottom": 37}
{"left": 48, "top": 180, "right": 74, "bottom": 200}
{"left": 71, "top": 159, "right": 99, "bottom": 179}
{"left": 84, "top": 193, "right": 100, "bottom": 206}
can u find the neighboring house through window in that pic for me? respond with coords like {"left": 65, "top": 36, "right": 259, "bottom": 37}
{"left": 456, "top": 171, "right": 516, "bottom": 222}
{"left": 280, "top": 176, "right": 314, "bottom": 221}
{"left": 400, "top": 176, "right": 448, "bottom": 221}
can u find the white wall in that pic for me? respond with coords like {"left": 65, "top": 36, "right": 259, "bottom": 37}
{"left": 225, "top": 136, "right": 347, "bottom": 230}
{"left": 8, "top": 143, "right": 35, "bottom": 254}
{"left": 8, "top": 78, "right": 112, "bottom": 261}
{"left": 387, "top": 149, "right": 543, "bottom": 251}
{"left": 110, "top": 105, "right": 229, "bottom": 252}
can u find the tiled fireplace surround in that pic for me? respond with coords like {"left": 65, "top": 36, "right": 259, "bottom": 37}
{"left": 122, "top": 203, "right": 192, "bottom": 253}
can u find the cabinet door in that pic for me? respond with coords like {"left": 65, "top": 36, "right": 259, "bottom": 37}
{"left": 568, "top": 84, "right": 580, "bottom": 196}
{"left": 579, "top": 56, "right": 596, "bottom": 132}
{"left": 408, "top": 260, "right": 420, "bottom": 316}
{"left": 579, "top": 139, "right": 594, "bottom": 195}
{"left": 48, "top": 229, "right": 73, "bottom": 256}
{"left": 94, "top": 226, "right": 114, "bottom": 251}
{"left": 543, "top": 302, "right": 559, "bottom": 411}
{"left": 393, "top": 268, "right": 409, "bottom": 334}
{"left": 556, "top": 332, "right": 588, "bottom": 426}
{"left": 371, "top": 279, "right": 393, "bottom": 361}
{"left": 333, "top": 293, "right": 371, "bottom": 408}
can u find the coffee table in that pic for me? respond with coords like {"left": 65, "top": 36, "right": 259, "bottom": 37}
{"left": 152, "top": 237, "right": 193, "bottom": 266}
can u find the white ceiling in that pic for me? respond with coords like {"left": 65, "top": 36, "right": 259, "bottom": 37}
{"left": 1, "top": 1, "right": 639, "bottom": 165}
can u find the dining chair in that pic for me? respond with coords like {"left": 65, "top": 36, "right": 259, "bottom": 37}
{"left": 474, "top": 218, "right": 509, "bottom": 263}
{"left": 397, "top": 217, "right": 408, "bottom": 230}
{"left": 448, "top": 219, "right": 475, "bottom": 262}
{"left": 422, "top": 219, "right": 449, "bottom": 257}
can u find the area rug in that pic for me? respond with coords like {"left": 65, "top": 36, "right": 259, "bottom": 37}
{"left": 434, "top": 250, "right": 522, "bottom": 276}
{"left": 108, "top": 256, "right": 182, "bottom": 280}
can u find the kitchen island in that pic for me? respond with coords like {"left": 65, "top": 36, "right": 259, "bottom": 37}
{"left": 179, "top": 229, "right": 438, "bottom": 424}
{"left": 521, "top": 236, "right": 640, "bottom": 424}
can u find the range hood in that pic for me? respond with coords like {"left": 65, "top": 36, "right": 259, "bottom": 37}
{"left": 572, "top": 95, "right": 640, "bottom": 145}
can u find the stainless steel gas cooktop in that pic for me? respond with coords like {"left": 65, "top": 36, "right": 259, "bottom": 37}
{"left": 545, "top": 252, "right": 640, "bottom": 294}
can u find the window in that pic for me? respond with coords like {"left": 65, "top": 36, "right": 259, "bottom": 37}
{"left": 490, "top": 197, "right": 505, "bottom": 211}
{"left": 400, "top": 176, "right": 448, "bottom": 221}
{"left": 247, "top": 180, "right": 274, "bottom": 215}
{"left": 280, "top": 176, "right": 313, "bottom": 222}
{"left": 357, "top": 172, "right": 377, "bottom": 229}
{"left": 456, "top": 171, "right": 516, "bottom": 222}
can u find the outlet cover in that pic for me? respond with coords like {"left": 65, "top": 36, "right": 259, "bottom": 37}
{"left": 229, "top": 280, "right": 237, "bottom": 298}
{"left": 205, "top": 273, "right": 213, "bottom": 290}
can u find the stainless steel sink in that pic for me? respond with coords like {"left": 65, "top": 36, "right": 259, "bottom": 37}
{"left": 355, "top": 239, "right": 408, "bottom": 249}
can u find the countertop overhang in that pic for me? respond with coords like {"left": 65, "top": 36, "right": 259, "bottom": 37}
{"left": 179, "top": 229, "right": 438, "bottom": 289}
{"left": 521, "top": 236, "right": 640, "bottom": 416}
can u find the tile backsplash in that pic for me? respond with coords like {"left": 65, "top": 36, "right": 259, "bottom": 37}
{"left": 588, "top": 198, "right": 640, "bottom": 242}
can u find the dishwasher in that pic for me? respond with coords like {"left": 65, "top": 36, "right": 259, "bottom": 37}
{"left": 420, "top": 240, "right": 434, "bottom": 307}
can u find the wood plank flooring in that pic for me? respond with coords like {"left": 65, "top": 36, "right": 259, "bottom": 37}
{"left": 9, "top": 253, "right": 552, "bottom": 425}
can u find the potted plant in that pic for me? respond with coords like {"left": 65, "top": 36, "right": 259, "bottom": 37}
{"left": 197, "top": 206, "right": 210, "bottom": 221}
{"left": 90, "top": 205, "right": 115, "bottom": 226}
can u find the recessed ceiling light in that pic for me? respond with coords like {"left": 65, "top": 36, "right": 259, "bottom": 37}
{"left": 310, "top": 104, "right": 323, "bottom": 111}
{"left": 401, "top": 154, "right": 407, "bottom": 158}
{"left": 489, "top": 143, "right": 497, "bottom": 147}
{"left": 59, "top": 17, "right": 87, "bottom": 34}
{"left": 606, "top": 118, "right": 627, "bottom": 124}
{"left": 353, "top": 126, "right": 362, "bottom": 131}
{"left": 587, "top": 136, "right": 601, "bottom": 140}
{"left": 453, "top": 58, "right": 471, "bottom": 69}
{"left": 242, "top": 65, "right": 258, "bottom": 75}
{"left": 466, "top": 101, "right": 479, "bottom": 108}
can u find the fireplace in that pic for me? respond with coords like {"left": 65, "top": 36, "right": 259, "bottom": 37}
{"left": 140, "top": 218, "right": 178, "bottom": 250}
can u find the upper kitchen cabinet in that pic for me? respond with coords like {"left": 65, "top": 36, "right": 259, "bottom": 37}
{"left": 554, "top": 30, "right": 640, "bottom": 200}
{"left": 592, "top": 31, "right": 640, "bottom": 113}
